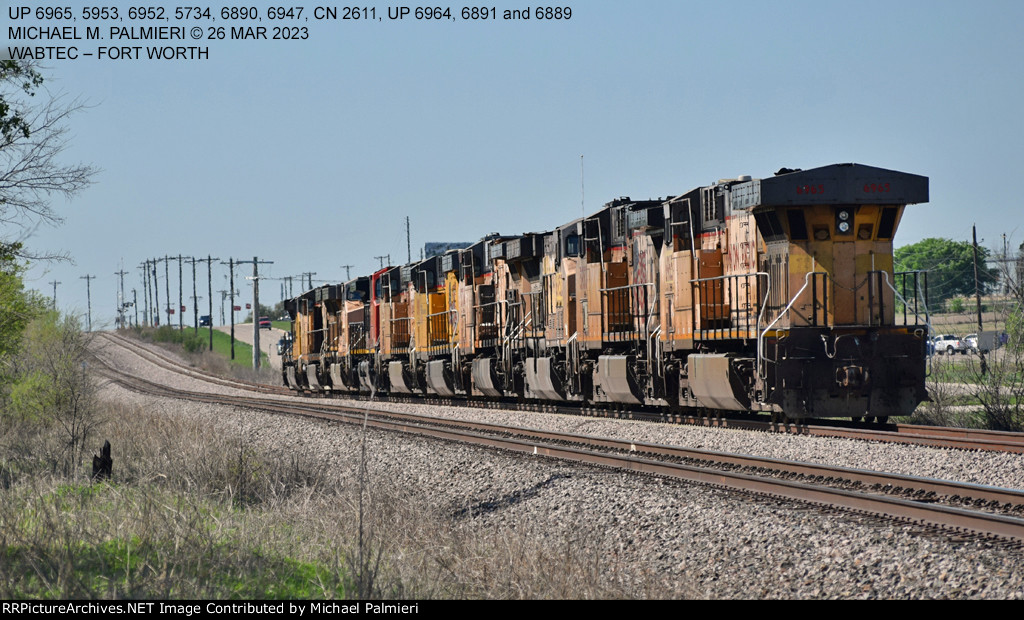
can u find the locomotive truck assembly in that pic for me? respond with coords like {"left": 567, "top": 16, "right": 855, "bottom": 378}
{"left": 282, "top": 163, "right": 931, "bottom": 422}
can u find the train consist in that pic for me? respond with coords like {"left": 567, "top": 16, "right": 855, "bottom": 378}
{"left": 282, "top": 163, "right": 930, "bottom": 421}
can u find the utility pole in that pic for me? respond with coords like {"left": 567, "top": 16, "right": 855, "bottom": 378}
{"left": 114, "top": 267, "right": 128, "bottom": 328}
{"left": 1019, "top": 242, "right": 1024, "bottom": 304}
{"left": 152, "top": 259, "right": 160, "bottom": 326}
{"left": 189, "top": 294, "right": 202, "bottom": 328}
{"left": 49, "top": 280, "right": 60, "bottom": 311}
{"left": 155, "top": 258, "right": 164, "bottom": 326}
{"left": 196, "top": 255, "right": 220, "bottom": 350}
{"left": 132, "top": 289, "right": 138, "bottom": 327}
{"left": 1004, "top": 233, "right": 1010, "bottom": 295}
{"left": 221, "top": 258, "right": 236, "bottom": 359}
{"left": 300, "top": 271, "right": 316, "bottom": 290}
{"left": 340, "top": 264, "right": 353, "bottom": 280}
{"left": 80, "top": 274, "right": 95, "bottom": 332}
{"left": 973, "top": 224, "right": 988, "bottom": 376}
{"left": 161, "top": 255, "right": 171, "bottom": 327}
{"left": 139, "top": 262, "right": 149, "bottom": 326}
{"left": 236, "top": 256, "right": 274, "bottom": 370}
{"left": 406, "top": 215, "right": 411, "bottom": 264}
{"left": 191, "top": 257, "right": 198, "bottom": 332}
{"left": 374, "top": 255, "right": 390, "bottom": 270}
{"left": 218, "top": 289, "right": 229, "bottom": 326}
{"left": 177, "top": 254, "right": 186, "bottom": 330}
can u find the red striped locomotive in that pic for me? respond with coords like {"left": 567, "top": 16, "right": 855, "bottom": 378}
{"left": 283, "top": 163, "right": 930, "bottom": 421}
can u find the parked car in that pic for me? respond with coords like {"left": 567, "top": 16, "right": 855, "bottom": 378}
{"left": 259, "top": 316, "right": 272, "bottom": 330}
{"left": 932, "top": 334, "right": 966, "bottom": 355}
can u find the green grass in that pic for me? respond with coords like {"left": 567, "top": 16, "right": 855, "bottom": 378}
{"left": 1, "top": 483, "right": 348, "bottom": 599}
{"left": 202, "top": 327, "right": 270, "bottom": 368}
{"left": 140, "top": 326, "right": 269, "bottom": 368}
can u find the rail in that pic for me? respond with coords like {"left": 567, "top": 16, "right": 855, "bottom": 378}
{"left": 94, "top": 348, "right": 1024, "bottom": 545}
{"left": 426, "top": 305, "right": 454, "bottom": 354}
{"left": 472, "top": 298, "right": 507, "bottom": 349}
{"left": 690, "top": 272, "right": 768, "bottom": 341}
{"left": 598, "top": 282, "right": 656, "bottom": 347}
{"left": 521, "top": 290, "right": 547, "bottom": 358}
{"left": 893, "top": 270, "right": 931, "bottom": 329}
{"left": 757, "top": 271, "right": 823, "bottom": 380}
{"left": 389, "top": 315, "right": 413, "bottom": 354}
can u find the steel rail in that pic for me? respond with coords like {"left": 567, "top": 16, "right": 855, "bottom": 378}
{"left": 96, "top": 331, "right": 290, "bottom": 395}
{"left": 894, "top": 423, "right": 1024, "bottom": 447}
{"left": 93, "top": 355, "right": 1024, "bottom": 543}
{"left": 97, "top": 331, "right": 1024, "bottom": 453}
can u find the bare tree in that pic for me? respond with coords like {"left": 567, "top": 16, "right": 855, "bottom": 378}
{"left": 0, "top": 60, "right": 97, "bottom": 259}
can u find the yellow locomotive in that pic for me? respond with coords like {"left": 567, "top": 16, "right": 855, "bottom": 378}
{"left": 283, "top": 163, "right": 930, "bottom": 421}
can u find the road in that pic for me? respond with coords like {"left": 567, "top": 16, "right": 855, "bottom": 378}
{"left": 216, "top": 323, "right": 287, "bottom": 370}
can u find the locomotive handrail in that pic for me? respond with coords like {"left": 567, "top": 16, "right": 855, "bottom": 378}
{"left": 470, "top": 298, "right": 508, "bottom": 349}
{"left": 648, "top": 325, "right": 663, "bottom": 385}
{"left": 598, "top": 282, "right": 655, "bottom": 293}
{"left": 689, "top": 271, "right": 770, "bottom": 341}
{"left": 887, "top": 270, "right": 932, "bottom": 328}
{"left": 509, "top": 311, "right": 533, "bottom": 339}
{"left": 881, "top": 270, "right": 935, "bottom": 374}
{"left": 757, "top": 271, "right": 821, "bottom": 382}
{"left": 599, "top": 282, "right": 656, "bottom": 346}
{"left": 473, "top": 299, "right": 508, "bottom": 310}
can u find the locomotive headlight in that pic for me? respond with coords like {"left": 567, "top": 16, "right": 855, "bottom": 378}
{"left": 835, "top": 208, "right": 854, "bottom": 234}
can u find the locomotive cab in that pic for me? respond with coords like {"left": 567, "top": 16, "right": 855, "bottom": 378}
{"left": 742, "top": 164, "right": 930, "bottom": 418}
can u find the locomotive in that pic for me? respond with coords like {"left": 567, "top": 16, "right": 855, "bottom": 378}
{"left": 283, "top": 163, "right": 930, "bottom": 421}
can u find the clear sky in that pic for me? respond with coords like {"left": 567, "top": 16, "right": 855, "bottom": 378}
{"left": 7, "top": 0, "right": 1024, "bottom": 327}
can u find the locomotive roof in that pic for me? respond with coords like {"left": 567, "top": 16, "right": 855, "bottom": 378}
{"left": 730, "top": 163, "right": 929, "bottom": 209}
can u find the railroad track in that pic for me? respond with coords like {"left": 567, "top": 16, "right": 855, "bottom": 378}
{"left": 97, "top": 330, "right": 1024, "bottom": 454}
{"left": 93, "top": 331, "right": 290, "bottom": 395}
{"left": 91, "top": 340, "right": 1024, "bottom": 544}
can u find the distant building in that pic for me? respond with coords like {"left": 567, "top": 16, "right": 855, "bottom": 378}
{"left": 424, "top": 241, "right": 473, "bottom": 259}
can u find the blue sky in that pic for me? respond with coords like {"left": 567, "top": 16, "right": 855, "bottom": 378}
{"left": 7, "top": 0, "right": 1024, "bottom": 326}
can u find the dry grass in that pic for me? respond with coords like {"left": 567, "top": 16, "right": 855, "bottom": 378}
{"left": 0, "top": 397, "right": 675, "bottom": 599}
{"left": 909, "top": 355, "right": 975, "bottom": 427}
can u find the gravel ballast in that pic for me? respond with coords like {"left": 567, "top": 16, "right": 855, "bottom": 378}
{"left": 92, "top": 334, "right": 1024, "bottom": 598}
